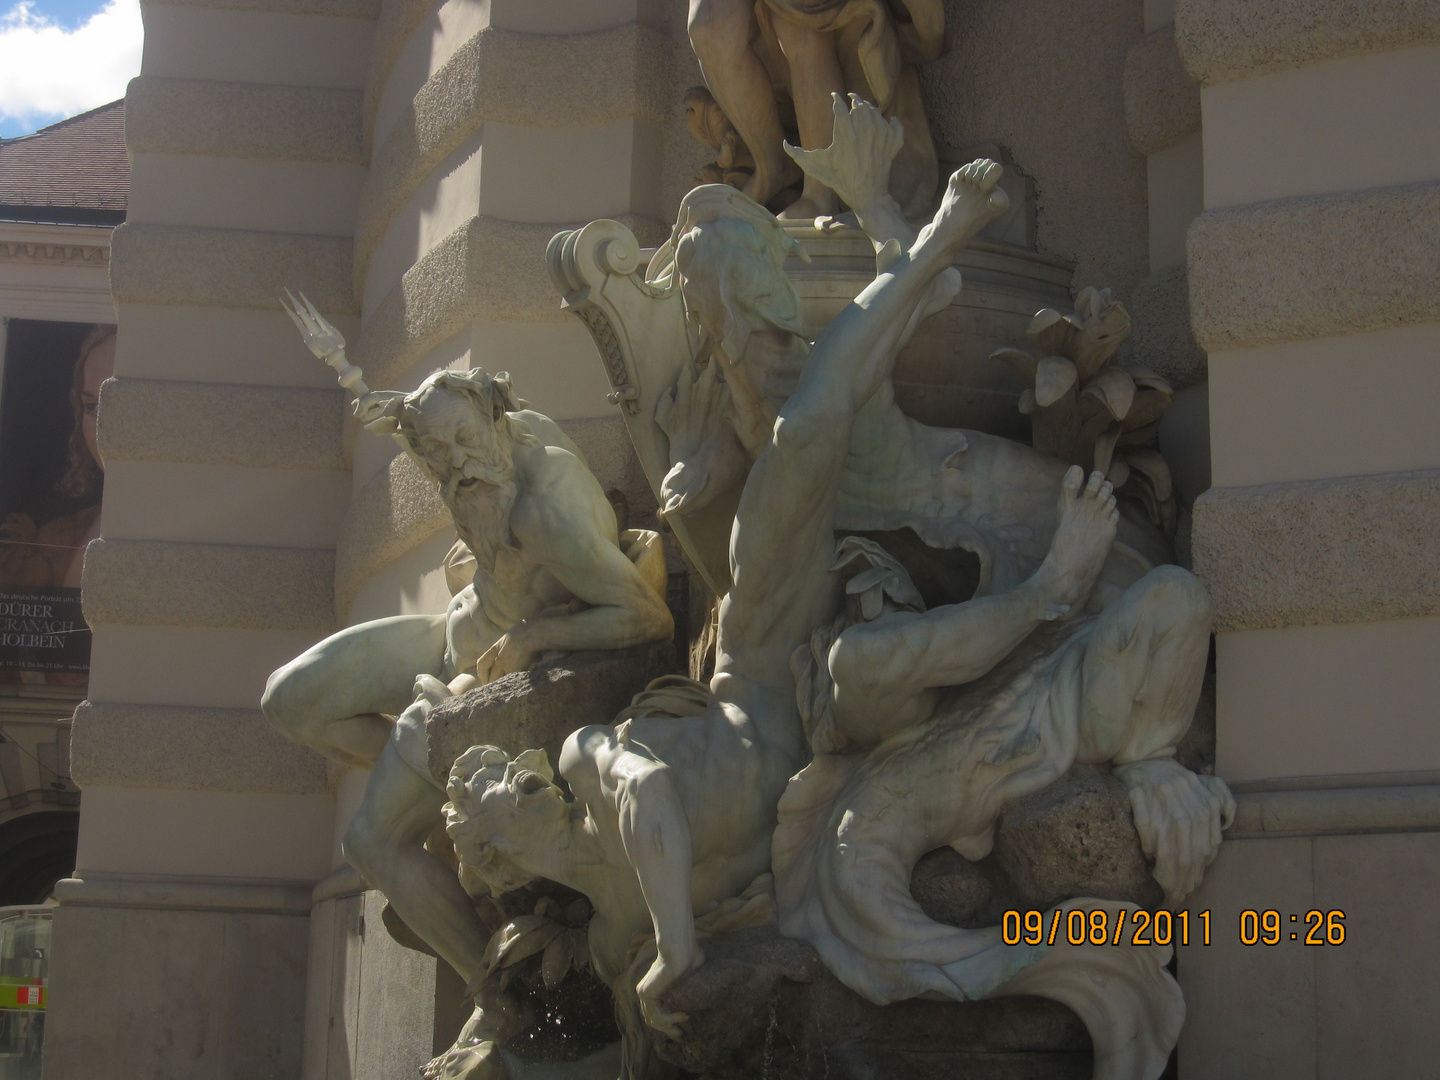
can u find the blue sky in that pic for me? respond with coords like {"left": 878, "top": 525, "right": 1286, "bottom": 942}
{"left": 16, "top": 0, "right": 102, "bottom": 28}
{"left": 0, "top": 0, "right": 142, "bottom": 139}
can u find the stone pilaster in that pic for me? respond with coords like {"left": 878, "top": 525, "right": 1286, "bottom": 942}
{"left": 1174, "top": 2, "right": 1440, "bottom": 1074}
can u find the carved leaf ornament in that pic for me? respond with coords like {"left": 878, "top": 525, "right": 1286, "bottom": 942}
{"left": 992, "top": 287, "right": 1177, "bottom": 530}
{"left": 467, "top": 894, "right": 594, "bottom": 999}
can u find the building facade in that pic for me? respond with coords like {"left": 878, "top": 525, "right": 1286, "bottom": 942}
{"left": 0, "top": 101, "right": 127, "bottom": 912}
{"left": 37, "top": 1, "right": 1440, "bottom": 1077}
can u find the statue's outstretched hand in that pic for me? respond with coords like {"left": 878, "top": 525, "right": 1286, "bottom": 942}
{"left": 390, "top": 674, "right": 454, "bottom": 737}
{"left": 281, "top": 289, "right": 347, "bottom": 361}
{"left": 784, "top": 93, "right": 903, "bottom": 214}
{"left": 1116, "top": 757, "right": 1235, "bottom": 905}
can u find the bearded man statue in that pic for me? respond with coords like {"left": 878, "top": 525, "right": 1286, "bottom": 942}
{"left": 261, "top": 334, "right": 674, "bottom": 1000}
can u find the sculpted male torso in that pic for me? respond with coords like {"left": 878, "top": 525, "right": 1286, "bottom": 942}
{"left": 656, "top": 99, "right": 1171, "bottom": 607}
{"left": 262, "top": 349, "right": 672, "bottom": 989}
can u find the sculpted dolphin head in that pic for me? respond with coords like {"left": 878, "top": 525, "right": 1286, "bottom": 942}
{"left": 668, "top": 184, "right": 809, "bottom": 365}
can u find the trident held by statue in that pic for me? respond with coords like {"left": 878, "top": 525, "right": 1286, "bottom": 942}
{"left": 280, "top": 289, "right": 371, "bottom": 398}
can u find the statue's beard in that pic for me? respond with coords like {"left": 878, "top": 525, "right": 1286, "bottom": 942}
{"left": 442, "top": 443, "right": 516, "bottom": 575}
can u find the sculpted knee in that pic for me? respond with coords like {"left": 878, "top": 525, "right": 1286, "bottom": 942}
{"left": 341, "top": 814, "right": 383, "bottom": 880}
{"left": 1142, "top": 565, "right": 1213, "bottom": 631}
{"left": 260, "top": 666, "right": 302, "bottom": 738}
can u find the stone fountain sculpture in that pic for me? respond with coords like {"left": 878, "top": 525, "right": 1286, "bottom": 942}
{"left": 260, "top": 91, "right": 1231, "bottom": 1080}
{"left": 468, "top": 97, "right": 1230, "bottom": 1080}
{"left": 261, "top": 295, "right": 675, "bottom": 1013}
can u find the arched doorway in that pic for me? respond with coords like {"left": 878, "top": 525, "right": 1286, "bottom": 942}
{"left": 0, "top": 812, "right": 77, "bottom": 906}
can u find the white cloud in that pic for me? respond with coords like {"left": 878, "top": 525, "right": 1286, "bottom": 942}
{"left": 0, "top": 0, "right": 142, "bottom": 128}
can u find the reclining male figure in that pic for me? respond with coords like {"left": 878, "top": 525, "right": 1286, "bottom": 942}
{"left": 262, "top": 359, "right": 673, "bottom": 988}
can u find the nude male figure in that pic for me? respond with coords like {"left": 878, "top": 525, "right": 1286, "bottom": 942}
{"left": 780, "top": 102, "right": 1232, "bottom": 882}
{"left": 443, "top": 156, "right": 1014, "bottom": 1046}
{"left": 688, "top": 0, "right": 831, "bottom": 214}
{"left": 688, "top": 0, "right": 943, "bottom": 218}
{"left": 261, "top": 356, "right": 673, "bottom": 987}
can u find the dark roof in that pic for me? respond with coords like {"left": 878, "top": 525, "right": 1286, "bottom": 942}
{"left": 0, "top": 100, "right": 128, "bottom": 226}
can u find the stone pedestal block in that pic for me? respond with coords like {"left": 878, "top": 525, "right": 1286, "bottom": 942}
{"left": 422, "top": 643, "right": 678, "bottom": 784}
{"left": 654, "top": 926, "right": 1092, "bottom": 1080}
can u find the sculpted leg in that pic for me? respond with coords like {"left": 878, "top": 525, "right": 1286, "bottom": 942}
{"left": 262, "top": 613, "right": 448, "bottom": 768}
{"left": 722, "top": 160, "right": 1009, "bottom": 675}
{"left": 772, "top": 17, "right": 844, "bottom": 219}
{"left": 1077, "top": 565, "right": 1234, "bottom": 904}
{"left": 826, "top": 467, "right": 1119, "bottom": 744}
{"left": 344, "top": 739, "right": 489, "bottom": 982}
{"left": 688, "top": 0, "right": 801, "bottom": 206}
{"left": 1077, "top": 564, "right": 1213, "bottom": 766}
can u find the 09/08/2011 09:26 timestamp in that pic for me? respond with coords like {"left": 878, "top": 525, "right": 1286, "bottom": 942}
{"left": 1001, "top": 908, "right": 1347, "bottom": 947}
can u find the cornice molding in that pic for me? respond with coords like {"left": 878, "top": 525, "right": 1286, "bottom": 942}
{"left": 0, "top": 221, "right": 112, "bottom": 265}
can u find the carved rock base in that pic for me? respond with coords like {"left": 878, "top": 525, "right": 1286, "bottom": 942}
{"left": 913, "top": 765, "right": 1165, "bottom": 929}
{"left": 423, "top": 643, "right": 678, "bottom": 784}
{"left": 654, "top": 926, "right": 1092, "bottom": 1080}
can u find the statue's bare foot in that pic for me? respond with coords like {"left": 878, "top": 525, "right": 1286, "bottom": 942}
{"left": 1034, "top": 466, "right": 1118, "bottom": 617}
{"left": 743, "top": 155, "right": 804, "bottom": 209}
{"left": 777, "top": 186, "right": 839, "bottom": 222}
{"left": 423, "top": 995, "right": 529, "bottom": 1079}
{"left": 914, "top": 158, "right": 1009, "bottom": 262}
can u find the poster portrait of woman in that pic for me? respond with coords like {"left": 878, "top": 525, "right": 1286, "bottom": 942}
{"left": 0, "top": 320, "right": 115, "bottom": 679}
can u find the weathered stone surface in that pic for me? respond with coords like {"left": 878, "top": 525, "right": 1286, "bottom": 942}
{"left": 992, "top": 766, "right": 1165, "bottom": 913}
{"left": 1193, "top": 470, "right": 1440, "bottom": 632}
{"left": 1175, "top": 0, "right": 1440, "bottom": 85}
{"left": 82, "top": 538, "right": 335, "bottom": 631}
{"left": 109, "top": 222, "right": 355, "bottom": 313}
{"left": 654, "top": 926, "right": 1092, "bottom": 1080}
{"left": 126, "top": 77, "right": 364, "bottom": 164}
{"left": 911, "top": 848, "right": 1014, "bottom": 929}
{"left": 1127, "top": 265, "right": 1207, "bottom": 390}
{"left": 1123, "top": 27, "right": 1201, "bottom": 155}
{"left": 423, "top": 643, "right": 678, "bottom": 784}
{"left": 334, "top": 453, "right": 450, "bottom": 620}
{"left": 909, "top": 764, "right": 1165, "bottom": 932}
{"left": 1187, "top": 180, "right": 1440, "bottom": 351}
